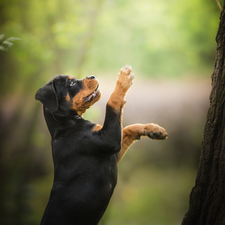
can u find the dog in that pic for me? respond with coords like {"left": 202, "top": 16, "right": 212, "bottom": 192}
{"left": 35, "top": 65, "right": 168, "bottom": 225}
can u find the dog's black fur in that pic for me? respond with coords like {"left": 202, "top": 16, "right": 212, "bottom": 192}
{"left": 36, "top": 75, "right": 122, "bottom": 225}
{"left": 36, "top": 66, "right": 168, "bottom": 225}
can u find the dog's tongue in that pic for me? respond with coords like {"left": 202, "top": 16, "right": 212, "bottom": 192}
{"left": 84, "top": 90, "right": 97, "bottom": 102}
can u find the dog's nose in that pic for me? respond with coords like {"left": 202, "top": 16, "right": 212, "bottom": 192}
{"left": 87, "top": 75, "right": 95, "bottom": 79}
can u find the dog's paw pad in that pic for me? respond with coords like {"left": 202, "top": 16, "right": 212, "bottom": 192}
{"left": 146, "top": 124, "right": 168, "bottom": 140}
{"left": 148, "top": 131, "right": 168, "bottom": 140}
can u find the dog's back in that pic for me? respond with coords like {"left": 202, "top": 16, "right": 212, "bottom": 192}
{"left": 40, "top": 107, "right": 118, "bottom": 225}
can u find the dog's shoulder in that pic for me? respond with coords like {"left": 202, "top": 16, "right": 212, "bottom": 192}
{"left": 43, "top": 106, "right": 95, "bottom": 139}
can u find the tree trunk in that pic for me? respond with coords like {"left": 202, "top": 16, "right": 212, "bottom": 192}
{"left": 182, "top": 2, "right": 225, "bottom": 225}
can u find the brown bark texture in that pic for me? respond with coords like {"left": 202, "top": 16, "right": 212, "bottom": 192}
{"left": 182, "top": 2, "right": 225, "bottom": 225}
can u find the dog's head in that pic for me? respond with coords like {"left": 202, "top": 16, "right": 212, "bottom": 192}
{"left": 35, "top": 75, "right": 101, "bottom": 116}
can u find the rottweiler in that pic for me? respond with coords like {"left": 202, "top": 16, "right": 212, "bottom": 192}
{"left": 35, "top": 65, "right": 168, "bottom": 225}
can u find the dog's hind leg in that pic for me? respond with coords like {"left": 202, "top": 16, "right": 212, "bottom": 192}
{"left": 117, "top": 123, "right": 168, "bottom": 164}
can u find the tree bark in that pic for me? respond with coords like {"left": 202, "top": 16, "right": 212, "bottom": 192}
{"left": 182, "top": 2, "right": 225, "bottom": 225}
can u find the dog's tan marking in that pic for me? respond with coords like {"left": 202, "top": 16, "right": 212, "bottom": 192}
{"left": 66, "top": 92, "right": 70, "bottom": 102}
{"left": 92, "top": 124, "right": 102, "bottom": 132}
{"left": 108, "top": 65, "right": 134, "bottom": 112}
{"left": 68, "top": 76, "right": 74, "bottom": 80}
{"left": 117, "top": 123, "right": 168, "bottom": 163}
{"left": 71, "top": 78, "right": 101, "bottom": 116}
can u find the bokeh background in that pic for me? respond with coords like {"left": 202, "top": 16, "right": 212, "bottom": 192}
{"left": 0, "top": 0, "right": 222, "bottom": 225}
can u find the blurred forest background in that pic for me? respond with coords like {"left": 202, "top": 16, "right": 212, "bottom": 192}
{"left": 0, "top": 0, "right": 222, "bottom": 225}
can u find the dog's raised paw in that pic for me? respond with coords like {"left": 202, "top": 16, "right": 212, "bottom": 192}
{"left": 148, "top": 131, "right": 168, "bottom": 140}
{"left": 145, "top": 124, "right": 168, "bottom": 140}
{"left": 116, "top": 65, "right": 134, "bottom": 91}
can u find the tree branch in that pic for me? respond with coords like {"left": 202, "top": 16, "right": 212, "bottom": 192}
{"left": 215, "top": 0, "right": 223, "bottom": 11}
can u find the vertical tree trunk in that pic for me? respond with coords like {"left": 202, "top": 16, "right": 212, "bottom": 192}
{"left": 182, "top": 2, "right": 225, "bottom": 225}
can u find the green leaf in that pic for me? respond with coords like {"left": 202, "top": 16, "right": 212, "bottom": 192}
{"left": 0, "top": 34, "right": 4, "bottom": 41}
{"left": 0, "top": 46, "right": 6, "bottom": 51}
{"left": 3, "top": 40, "right": 13, "bottom": 47}
{"left": 5, "top": 37, "right": 21, "bottom": 42}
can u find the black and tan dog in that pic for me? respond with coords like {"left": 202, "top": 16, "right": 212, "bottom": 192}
{"left": 35, "top": 65, "right": 168, "bottom": 225}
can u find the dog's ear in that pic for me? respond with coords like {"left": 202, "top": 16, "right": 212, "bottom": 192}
{"left": 35, "top": 81, "right": 58, "bottom": 112}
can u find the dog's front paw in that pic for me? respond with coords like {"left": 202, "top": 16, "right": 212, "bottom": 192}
{"left": 145, "top": 123, "right": 168, "bottom": 140}
{"left": 116, "top": 65, "right": 134, "bottom": 92}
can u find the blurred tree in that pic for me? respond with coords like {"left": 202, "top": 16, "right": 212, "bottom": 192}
{"left": 0, "top": 1, "right": 104, "bottom": 224}
{"left": 85, "top": 0, "right": 219, "bottom": 77}
{"left": 182, "top": 2, "right": 225, "bottom": 225}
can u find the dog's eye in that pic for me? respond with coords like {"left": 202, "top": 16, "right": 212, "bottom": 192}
{"left": 70, "top": 81, "right": 76, "bottom": 86}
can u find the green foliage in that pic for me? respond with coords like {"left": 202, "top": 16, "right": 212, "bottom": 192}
{"left": 0, "top": 0, "right": 104, "bottom": 95}
{"left": 0, "top": 0, "right": 221, "bottom": 96}
{"left": 0, "top": 34, "right": 20, "bottom": 51}
{"left": 85, "top": 0, "right": 220, "bottom": 78}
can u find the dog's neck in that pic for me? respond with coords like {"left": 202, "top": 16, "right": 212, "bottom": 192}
{"left": 43, "top": 106, "right": 84, "bottom": 139}
{"left": 52, "top": 111, "right": 82, "bottom": 121}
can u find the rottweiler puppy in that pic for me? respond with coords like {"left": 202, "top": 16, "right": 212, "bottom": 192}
{"left": 35, "top": 65, "right": 168, "bottom": 225}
